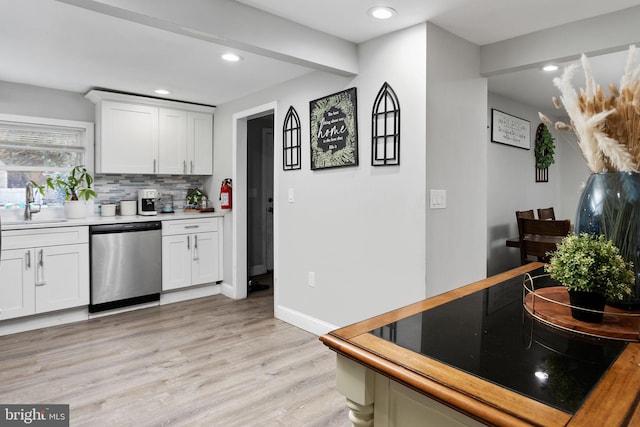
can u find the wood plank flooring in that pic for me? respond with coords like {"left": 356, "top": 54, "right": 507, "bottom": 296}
{"left": 0, "top": 289, "right": 349, "bottom": 426}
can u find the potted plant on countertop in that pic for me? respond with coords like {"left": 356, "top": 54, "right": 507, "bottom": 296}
{"left": 32, "top": 165, "right": 97, "bottom": 219}
{"left": 186, "top": 188, "right": 206, "bottom": 210}
{"left": 545, "top": 232, "right": 634, "bottom": 323}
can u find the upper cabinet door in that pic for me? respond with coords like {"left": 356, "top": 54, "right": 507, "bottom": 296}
{"left": 98, "top": 101, "right": 159, "bottom": 174}
{"left": 187, "top": 112, "right": 213, "bottom": 175}
{"left": 158, "top": 108, "right": 188, "bottom": 174}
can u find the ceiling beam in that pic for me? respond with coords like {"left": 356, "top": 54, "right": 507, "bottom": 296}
{"left": 480, "top": 5, "right": 640, "bottom": 77}
{"left": 56, "top": 0, "right": 359, "bottom": 77}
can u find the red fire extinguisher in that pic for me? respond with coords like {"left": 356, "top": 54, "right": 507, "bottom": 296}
{"left": 219, "top": 178, "right": 232, "bottom": 210}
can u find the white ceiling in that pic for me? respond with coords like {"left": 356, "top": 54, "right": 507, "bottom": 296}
{"left": 1, "top": 0, "right": 639, "bottom": 108}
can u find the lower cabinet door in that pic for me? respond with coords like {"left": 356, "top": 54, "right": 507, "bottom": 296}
{"left": 162, "top": 234, "right": 192, "bottom": 290}
{"left": 0, "top": 249, "right": 35, "bottom": 320}
{"left": 191, "top": 232, "right": 220, "bottom": 286}
{"left": 34, "top": 244, "right": 89, "bottom": 314}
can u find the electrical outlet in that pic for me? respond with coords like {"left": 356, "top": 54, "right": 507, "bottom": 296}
{"left": 308, "top": 272, "right": 315, "bottom": 287}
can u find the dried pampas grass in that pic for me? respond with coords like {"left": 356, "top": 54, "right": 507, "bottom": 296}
{"left": 545, "top": 45, "right": 640, "bottom": 173}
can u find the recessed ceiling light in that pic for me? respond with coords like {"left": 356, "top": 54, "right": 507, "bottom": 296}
{"left": 368, "top": 6, "right": 397, "bottom": 20}
{"left": 154, "top": 89, "right": 171, "bottom": 95}
{"left": 542, "top": 64, "right": 559, "bottom": 72}
{"left": 221, "top": 53, "right": 242, "bottom": 62}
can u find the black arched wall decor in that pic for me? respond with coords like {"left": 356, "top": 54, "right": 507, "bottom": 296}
{"left": 371, "top": 82, "right": 400, "bottom": 166}
{"left": 283, "top": 106, "right": 301, "bottom": 170}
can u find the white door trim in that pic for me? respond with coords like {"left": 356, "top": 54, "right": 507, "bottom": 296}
{"left": 231, "top": 102, "right": 278, "bottom": 302}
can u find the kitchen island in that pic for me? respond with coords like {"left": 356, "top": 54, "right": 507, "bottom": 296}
{"left": 320, "top": 263, "right": 640, "bottom": 426}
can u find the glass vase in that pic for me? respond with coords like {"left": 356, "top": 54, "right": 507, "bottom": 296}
{"left": 575, "top": 172, "right": 640, "bottom": 308}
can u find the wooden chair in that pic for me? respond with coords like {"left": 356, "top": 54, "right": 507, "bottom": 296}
{"left": 519, "top": 218, "right": 571, "bottom": 265}
{"left": 515, "top": 210, "right": 535, "bottom": 254}
{"left": 537, "top": 207, "right": 556, "bottom": 220}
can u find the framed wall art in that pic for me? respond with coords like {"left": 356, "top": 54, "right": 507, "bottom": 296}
{"left": 491, "top": 109, "right": 530, "bottom": 150}
{"left": 309, "top": 87, "right": 359, "bottom": 170}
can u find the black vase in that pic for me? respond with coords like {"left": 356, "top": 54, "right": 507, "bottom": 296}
{"left": 575, "top": 172, "right": 640, "bottom": 308}
{"left": 568, "top": 290, "right": 606, "bottom": 323}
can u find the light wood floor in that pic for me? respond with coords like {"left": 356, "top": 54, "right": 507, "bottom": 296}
{"left": 0, "top": 289, "right": 349, "bottom": 426}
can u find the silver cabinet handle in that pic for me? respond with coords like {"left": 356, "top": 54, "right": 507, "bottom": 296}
{"left": 25, "top": 251, "right": 31, "bottom": 269}
{"left": 187, "top": 235, "right": 190, "bottom": 250}
{"left": 190, "top": 160, "right": 193, "bottom": 174}
{"left": 35, "top": 249, "right": 45, "bottom": 287}
{"left": 193, "top": 235, "right": 199, "bottom": 261}
{"left": 185, "top": 225, "right": 199, "bottom": 229}
{"left": 183, "top": 160, "right": 187, "bottom": 174}
{"left": 153, "top": 159, "right": 157, "bottom": 173}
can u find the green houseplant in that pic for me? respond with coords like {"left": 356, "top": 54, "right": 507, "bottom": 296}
{"left": 32, "top": 165, "right": 97, "bottom": 219}
{"left": 545, "top": 232, "right": 634, "bottom": 322}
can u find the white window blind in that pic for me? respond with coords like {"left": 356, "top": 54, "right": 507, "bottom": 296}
{"left": 0, "top": 114, "right": 93, "bottom": 207}
{"left": 0, "top": 122, "right": 85, "bottom": 172}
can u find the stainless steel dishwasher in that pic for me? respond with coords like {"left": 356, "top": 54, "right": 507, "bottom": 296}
{"left": 89, "top": 221, "right": 162, "bottom": 312}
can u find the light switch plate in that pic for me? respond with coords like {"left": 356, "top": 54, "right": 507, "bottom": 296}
{"left": 430, "top": 189, "right": 446, "bottom": 209}
{"left": 288, "top": 188, "right": 295, "bottom": 203}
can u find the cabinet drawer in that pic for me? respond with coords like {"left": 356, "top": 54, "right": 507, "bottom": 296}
{"left": 2, "top": 226, "right": 89, "bottom": 250}
{"left": 162, "top": 218, "right": 218, "bottom": 236}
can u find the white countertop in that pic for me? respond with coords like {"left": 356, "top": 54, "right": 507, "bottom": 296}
{"left": 1, "top": 210, "right": 225, "bottom": 231}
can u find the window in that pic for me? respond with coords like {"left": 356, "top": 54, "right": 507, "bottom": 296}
{"left": 0, "top": 114, "right": 93, "bottom": 208}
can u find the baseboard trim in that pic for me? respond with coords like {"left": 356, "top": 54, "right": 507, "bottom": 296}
{"left": 161, "top": 283, "right": 221, "bottom": 305}
{"left": 275, "top": 304, "right": 339, "bottom": 336}
{"left": 0, "top": 308, "right": 88, "bottom": 337}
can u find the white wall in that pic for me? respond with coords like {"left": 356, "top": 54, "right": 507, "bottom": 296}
{"left": 0, "top": 80, "right": 93, "bottom": 121}
{"left": 425, "top": 23, "right": 488, "bottom": 295}
{"left": 213, "top": 24, "right": 428, "bottom": 332}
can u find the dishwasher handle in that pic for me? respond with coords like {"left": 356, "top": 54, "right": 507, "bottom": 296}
{"left": 90, "top": 221, "right": 161, "bottom": 234}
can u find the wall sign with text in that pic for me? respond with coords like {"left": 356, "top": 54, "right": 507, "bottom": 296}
{"left": 310, "top": 88, "right": 359, "bottom": 169}
{"left": 491, "top": 109, "right": 530, "bottom": 150}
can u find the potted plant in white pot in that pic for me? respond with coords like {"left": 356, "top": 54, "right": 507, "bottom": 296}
{"left": 545, "top": 233, "right": 634, "bottom": 323}
{"left": 32, "top": 165, "right": 97, "bottom": 219}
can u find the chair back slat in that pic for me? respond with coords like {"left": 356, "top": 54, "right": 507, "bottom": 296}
{"left": 515, "top": 210, "right": 535, "bottom": 261}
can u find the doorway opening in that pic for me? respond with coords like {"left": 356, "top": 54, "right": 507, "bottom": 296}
{"left": 247, "top": 115, "right": 274, "bottom": 295}
{"left": 230, "top": 101, "right": 277, "bottom": 303}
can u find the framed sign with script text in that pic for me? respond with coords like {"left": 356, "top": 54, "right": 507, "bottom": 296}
{"left": 310, "top": 88, "right": 359, "bottom": 169}
{"left": 491, "top": 109, "right": 530, "bottom": 149}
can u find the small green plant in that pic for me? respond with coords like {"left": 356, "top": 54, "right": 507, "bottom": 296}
{"left": 535, "top": 123, "right": 555, "bottom": 169}
{"left": 186, "top": 188, "right": 205, "bottom": 208}
{"left": 32, "top": 165, "right": 97, "bottom": 201}
{"left": 545, "top": 232, "right": 634, "bottom": 300}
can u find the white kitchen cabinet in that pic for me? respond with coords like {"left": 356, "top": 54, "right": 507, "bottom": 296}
{"left": 0, "top": 227, "right": 89, "bottom": 321}
{"left": 159, "top": 108, "right": 187, "bottom": 175}
{"left": 97, "top": 100, "right": 159, "bottom": 174}
{"left": 86, "top": 90, "right": 215, "bottom": 175}
{"left": 162, "top": 217, "right": 223, "bottom": 291}
{"left": 187, "top": 111, "right": 213, "bottom": 175}
{"left": 0, "top": 249, "right": 35, "bottom": 319}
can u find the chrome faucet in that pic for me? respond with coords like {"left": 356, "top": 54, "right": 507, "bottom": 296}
{"left": 24, "top": 182, "right": 41, "bottom": 220}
